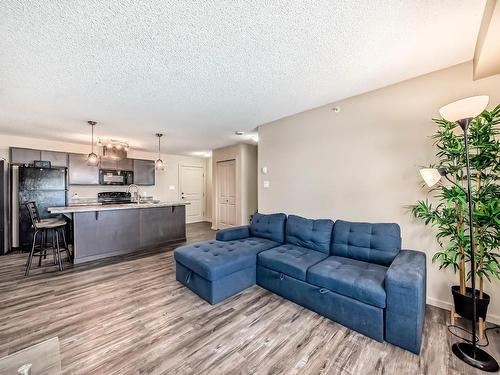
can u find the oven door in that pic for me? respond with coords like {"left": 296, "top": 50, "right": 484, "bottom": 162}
{"left": 99, "top": 170, "right": 126, "bottom": 185}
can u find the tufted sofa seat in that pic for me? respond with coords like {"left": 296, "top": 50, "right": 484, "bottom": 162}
{"left": 175, "top": 237, "right": 280, "bottom": 281}
{"left": 307, "top": 256, "right": 388, "bottom": 308}
{"left": 258, "top": 244, "right": 328, "bottom": 281}
{"left": 174, "top": 213, "right": 286, "bottom": 304}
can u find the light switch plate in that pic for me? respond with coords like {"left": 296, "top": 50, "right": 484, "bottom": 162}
{"left": 263, "top": 180, "right": 270, "bottom": 188}
{"left": 169, "top": 185, "right": 176, "bottom": 190}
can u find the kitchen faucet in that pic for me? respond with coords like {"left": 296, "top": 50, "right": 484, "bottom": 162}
{"left": 127, "top": 184, "right": 141, "bottom": 203}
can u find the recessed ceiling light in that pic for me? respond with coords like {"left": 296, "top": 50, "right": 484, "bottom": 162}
{"left": 235, "top": 131, "right": 245, "bottom": 136}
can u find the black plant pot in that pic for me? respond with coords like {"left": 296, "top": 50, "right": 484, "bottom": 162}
{"left": 452, "top": 285, "right": 490, "bottom": 322}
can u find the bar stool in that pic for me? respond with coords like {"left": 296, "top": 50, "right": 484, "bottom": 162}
{"left": 25, "top": 202, "right": 71, "bottom": 276}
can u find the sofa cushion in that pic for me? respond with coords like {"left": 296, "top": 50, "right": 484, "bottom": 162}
{"left": 286, "top": 215, "right": 334, "bottom": 254}
{"left": 174, "top": 237, "right": 279, "bottom": 281}
{"left": 250, "top": 213, "right": 287, "bottom": 243}
{"left": 307, "top": 256, "right": 388, "bottom": 308}
{"left": 331, "top": 220, "right": 401, "bottom": 266}
{"left": 258, "top": 244, "right": 328, "bottom": 281}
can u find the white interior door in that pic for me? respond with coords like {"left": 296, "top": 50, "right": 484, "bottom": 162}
{"left": 180, "top": 165, "right": 205, "bottom": 223}
{"left": 217, "top": 159, "right": 236, "bottom": 229}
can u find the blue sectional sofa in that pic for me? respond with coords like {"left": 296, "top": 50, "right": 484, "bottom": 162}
{"left": 174, "top": 213, "right": 426, "bottom": 354}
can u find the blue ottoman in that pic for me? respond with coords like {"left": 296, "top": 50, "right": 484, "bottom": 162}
{"left": 174, "top": 237, "right": 279, "bottom": 304}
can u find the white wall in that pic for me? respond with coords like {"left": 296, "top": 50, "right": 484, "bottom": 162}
{"left": 0, "top": 133, "right": 210, "bottom": 213}
{"left": 258, "top": 61, "right": 500, "bottom": 324}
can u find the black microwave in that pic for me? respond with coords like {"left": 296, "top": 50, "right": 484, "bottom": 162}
{"left": 99, "top": 169, "right": 134, "bottom": 185}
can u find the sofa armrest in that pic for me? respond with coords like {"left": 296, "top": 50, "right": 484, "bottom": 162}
{"left": 384, "top": 250, "right": 426, "bottom": 354}
{"left": 216, "top": 226, "right": 250, "bottom": 241}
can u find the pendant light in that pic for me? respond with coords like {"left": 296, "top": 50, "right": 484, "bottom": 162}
{"left": 87, "top": 121, "right": 99, "bottom": 166}
{"left": 155, "top": 133, "right": 164, "bottom": 170}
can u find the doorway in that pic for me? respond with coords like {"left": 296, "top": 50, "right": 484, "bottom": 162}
{"left": 216, "top": 159, "right": 236, "bottom": 229}
{"left": 179, "top": 165, "right": 205, "bottom": 223}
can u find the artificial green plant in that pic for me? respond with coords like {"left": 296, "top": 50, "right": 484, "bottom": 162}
{"left": 409, "top": 104, "right": 500, "bottom": 298}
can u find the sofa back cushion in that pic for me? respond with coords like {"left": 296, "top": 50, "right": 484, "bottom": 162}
{"left": 285, "top": 215, "right": 334, "bottom": 254}
{"left": 331, "top": 220, "right": 401, "bottom": 266}
{"left": 250, "top": 213, "right": 287, "bottom": 243}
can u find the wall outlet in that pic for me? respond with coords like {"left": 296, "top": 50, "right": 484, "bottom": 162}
{"left": 263, "top": 180, "right": 270, "bottom": 188}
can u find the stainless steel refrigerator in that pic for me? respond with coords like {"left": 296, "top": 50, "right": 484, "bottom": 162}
{"left": 17, "top": 166, "right": 67, "bottom": 250}
{"left": 0, "top": 159, "right": 10, "bottom": 255}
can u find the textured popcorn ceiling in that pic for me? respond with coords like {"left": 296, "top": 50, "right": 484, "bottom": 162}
{"left": 0, "top": 1, "right": 486, "bottom": 154}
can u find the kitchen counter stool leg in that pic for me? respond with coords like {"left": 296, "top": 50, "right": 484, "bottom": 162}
{"left": 25, "top": 230, "right": 40, "bottom": 277}
{"left": 55, "top": 230, "right": 63, "bottom": 271}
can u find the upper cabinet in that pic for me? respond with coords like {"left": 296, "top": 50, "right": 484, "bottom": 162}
{"left": 133, "top": 159, "right": 155, "bottom": 186}
{"left": 100, "top": 157, "right": 133, "bottom": 171}
{"left": 10, "top": 147, "right": 152, "bottom": 186}
{"left": 99, "top": 157, "right": 117, "bottom": 170}
{"left": 68, "top": 153, "right": 99, "bottom": 185}
{"left": 10, "top": 148, "right": 41, "bottom": 165}
{"left": 40, "top": 150, "right": 68, "bottom": 167}
{"left": 117, "top": 158, "right": 133, "bottom": 171}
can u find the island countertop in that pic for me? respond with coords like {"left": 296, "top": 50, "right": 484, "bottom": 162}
{"left": 48, "top": 201, "right": 190, "bottom": 214}
{"left": 48, "top": 201, "right": 188, "bottom": 264}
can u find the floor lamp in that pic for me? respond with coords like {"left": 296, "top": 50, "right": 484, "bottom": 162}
{"left": 420, "top": 95, "right": 499, "bottom": 372}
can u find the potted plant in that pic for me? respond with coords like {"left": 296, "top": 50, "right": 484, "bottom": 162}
{"left": 409, "top": 104, "right": 500, "bottom": 328}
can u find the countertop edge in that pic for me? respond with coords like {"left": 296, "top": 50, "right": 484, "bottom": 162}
{"left": 48, "top": 202, "right": 190, "bottom": 214}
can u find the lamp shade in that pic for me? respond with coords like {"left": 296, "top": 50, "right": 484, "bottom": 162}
{"left": 87, "top": 152, "right": 99, "bottom": 166}
{"left": 439, "top": 96, "right": 489, "bottom": 122}
{"left": 155, "top": 158, "right": 164, "bottom": 169}
{"left": 419, "top": 168, "right": 442, "bottom": 188}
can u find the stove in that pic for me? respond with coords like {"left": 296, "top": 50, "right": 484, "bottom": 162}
{"left": 97, "top": 191, "right": 132, "bottom": 205}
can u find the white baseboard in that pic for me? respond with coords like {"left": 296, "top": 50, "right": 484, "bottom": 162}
{"left": 427, "top": 297, "right": 500, "bottom": 325}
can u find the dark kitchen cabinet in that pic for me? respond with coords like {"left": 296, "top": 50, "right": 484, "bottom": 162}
{"left": 100, "top": 157, "right": 133, "bottom": 171}
{"left": 10, "top": 148, "right": 41, "bottom": 165}
{"left": 41, "top": 150, "right": 68, "bottom": 167}
{"left": 68, "top": 153, "right": 99, "bottom": 185}
{"left": 100, "top": 157, "right": 117, "bottom": 170}
{"left": 117, "top": 158, "right": 133, "bottom": 171}
{"left": 133, "top": 159, "right": 155, "bottom": 186}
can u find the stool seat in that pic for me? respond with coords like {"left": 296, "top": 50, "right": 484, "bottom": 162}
{"left": 24, "top": 201, "right": 71, "bottom": 276}
{"left": 35, "top": 219, "right": 67, "bottom": 229}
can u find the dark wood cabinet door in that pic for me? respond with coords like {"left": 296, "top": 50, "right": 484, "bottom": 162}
{"left": 41, "top": 150, "right": 68, "bottom": 167}
{"left": 68, "top": 153, "right": 99, "bottom": 185}
{"left": 117, "top": 158, "right": 133, "bottom": 171}
{"left": 133, "top": 159, "right": 155, "bottom": 186}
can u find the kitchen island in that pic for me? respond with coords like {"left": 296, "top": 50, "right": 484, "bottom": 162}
{"left": 49, "top": 202, "right": 189, "bottom": 264}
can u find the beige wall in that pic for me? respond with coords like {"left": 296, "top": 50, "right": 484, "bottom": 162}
{"left": 0, "top": 133, "right": 210, "bottom": 213}
{"left": 258, "top": 61, "right": 500, "bottom": 324}
{"left": 212, "top": 143, "right": 258, "bottom": 229}
{"left": 205, "top": 157, "right": 213, "bottom": 221}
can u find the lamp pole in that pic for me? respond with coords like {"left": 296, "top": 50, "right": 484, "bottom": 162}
{"left": 450, "top": 118, "right": 498, "bottom": 372}
{"left": 457, "top": 118, "right": 476, "bottom": 351}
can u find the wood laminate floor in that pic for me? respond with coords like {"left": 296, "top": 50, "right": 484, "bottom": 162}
{"left": 0, "top": 222, "right": 499, "bottom": 374}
